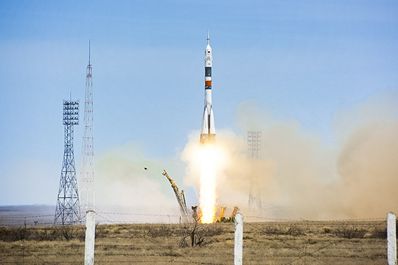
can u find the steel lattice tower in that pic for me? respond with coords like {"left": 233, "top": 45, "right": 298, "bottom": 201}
{"left": 54, "top": 100, "right": 81, "bottom": 225}
{"left": 247, "top": 131, "right": 262, "bottom": 160}
{"left": 247, "top": 130, "right": 263, "bottom": 209}
{"left": 80, "top": 41, "right": 95, "bottom": 213}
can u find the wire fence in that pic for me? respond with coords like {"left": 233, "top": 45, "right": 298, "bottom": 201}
{"left": 0, "top": 211, "right": 389, "bottom": 225}
{"left": 0, "top": 211, "right": 182, "bottom": 227}
{"left": 0, "top": 212, "right": 394, "bottom": 265}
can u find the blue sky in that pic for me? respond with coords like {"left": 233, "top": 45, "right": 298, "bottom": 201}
{"left": 0, "top": 0, "right": 397, "bottom": 205}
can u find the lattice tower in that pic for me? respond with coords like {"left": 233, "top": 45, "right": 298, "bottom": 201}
{"left": 247, "top": 131, "right": 263, "bottom": 209}
{"left": 54, "top": 100, "right": 81, "bottom": 225}
{"left": 80, "top": 41, "right": 95, "bottom": 213}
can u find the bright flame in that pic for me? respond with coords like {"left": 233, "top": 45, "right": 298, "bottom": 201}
{"left": 196, "top": 143, "right": 225, "bottom": 223}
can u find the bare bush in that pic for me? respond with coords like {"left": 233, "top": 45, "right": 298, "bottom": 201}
{"left": 202, "top": 225, "right": 224, "bottom": 237}
{"left": 179, "top": 221, "right": 209, "bottom": 248}
{"left": 286, "top": 225, "right": 305, "bottom": 236}
{"left": 263, "top": 225, "right": 305, "bottom": 236}
{"left": 0, "top": 225, "right": 85, "bottom": 242}
{"left": 369, "top": 228, "right": 386, "bottom": 239}
{"left": 263, "top": 226, "right": 282, "bottom": 235}
{"left": 333, "top": 226, "right": 367, "bottom": 239}
{"left": 147, "top": 225, "right": 173, "bottom": 238}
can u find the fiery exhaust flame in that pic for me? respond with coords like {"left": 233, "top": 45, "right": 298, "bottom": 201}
{"left": 195, "top": 143, "right": 225, "bottom": 223}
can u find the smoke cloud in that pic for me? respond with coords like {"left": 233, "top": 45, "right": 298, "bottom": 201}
{"left": 182, "top": 92, "right": 398, "bottom": 219}
{"left": 94, "top": 143, "right": 179, "bottom": 221}
{"left": 94, "top": 93, "right": 398, "bottom": 220}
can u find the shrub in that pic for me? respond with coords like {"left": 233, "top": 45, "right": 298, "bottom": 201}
{"left": 263, "top": 225, "right": 305, "bottom": 237}
{"left": 370, "top": 228, "right": 386, "bottom": 239}
{"left": 147, "top": 225, "right": 173, "bottom": 238}
{"left": 263, "top": 226, "right": 282, "bottom": 235}
{"left": 286, "top": 226, "right": 305, "bottom": 236}
{"left": 333, "top": 226, "right": 367, "bottom": 239}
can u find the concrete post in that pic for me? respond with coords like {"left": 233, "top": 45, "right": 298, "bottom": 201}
{"left": 388, "top": 212, "right": 397, "bottom": 265}
{"left": 84, "top": 210, "right": 96, "bottom": 265}
{"left": 234, "top": 213, "right": 243, "bottom": 265}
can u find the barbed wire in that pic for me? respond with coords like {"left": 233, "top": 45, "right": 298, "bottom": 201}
{"left": 0, "top": 212, "right": 389, "bottom": 223}
{"left": 96, "top": 211, "right": 181, "bottom": 217}
{"left": 244, "top": 215, "right": 386, "bottom": 222}
{"left": 0, "top": 214, "right": 389, "bottom": 265}
{"left": 0, "top": 214, "right": 54, "bottom": 219}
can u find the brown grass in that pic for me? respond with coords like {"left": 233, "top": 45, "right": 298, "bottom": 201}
{"left": 0, "top": 221, "right": 388, "bottom": 264}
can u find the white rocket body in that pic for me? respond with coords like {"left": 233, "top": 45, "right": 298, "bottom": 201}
{"left": 200, "top": 35, "right": 216, "bottom": 144}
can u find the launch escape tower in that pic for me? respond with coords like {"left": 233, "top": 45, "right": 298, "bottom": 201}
{"left": 54, "top": 100, "right": 81, "bottom": 225}
{"left": 80, "top": 42, "right": 95, "bottom": 214}
{"left": 247, "top": 130, "right": 263, "bottom": 209}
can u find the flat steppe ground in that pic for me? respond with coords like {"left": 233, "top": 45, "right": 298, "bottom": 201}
{"left": 0, "top": 220, "right": 389, "bottom": 264}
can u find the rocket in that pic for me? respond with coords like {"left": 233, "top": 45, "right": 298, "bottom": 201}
{"left": 200, "top": 33, "right": 216, "bottom": 144}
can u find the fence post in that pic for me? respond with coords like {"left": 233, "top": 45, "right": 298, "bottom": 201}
{"left": 388, "top": 212, "right": 397, "bottom": 265}
{"left": 84, "top": 210, "right": 96, "bottom": 265}
{"left": 234, "top": 212, "right": 243, "bottom": 265}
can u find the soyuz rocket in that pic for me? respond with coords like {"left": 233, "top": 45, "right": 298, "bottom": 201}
{"left": 200, "top": 33, "right": 216, "bottom": 144}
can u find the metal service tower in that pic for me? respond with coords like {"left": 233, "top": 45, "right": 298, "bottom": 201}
{"left": 54, "top": 100, "right": 81, "bottom": 225}
{"left": 80, "top": 42, "right": 95, "bottom": 213}
{"left": 247, "top": 130, "right": 263, "bottom": 209}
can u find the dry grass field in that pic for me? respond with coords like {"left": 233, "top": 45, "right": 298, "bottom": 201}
{"left": 0, "top": 220, "right": 389, "bottom": 264}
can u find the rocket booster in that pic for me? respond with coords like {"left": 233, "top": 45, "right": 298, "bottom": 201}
{"left": 200, "top": 33, "right": 216, "bottom": 144}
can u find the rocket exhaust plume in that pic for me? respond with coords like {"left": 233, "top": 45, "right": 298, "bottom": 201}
{"left": 198, "top": 145, "right": 217, "bottom": 223}
{"left": 198, "top": 33, "right": 218, "bottom": 223}
{"left": 187, "top": 141, "right": 226, "bottom": 224}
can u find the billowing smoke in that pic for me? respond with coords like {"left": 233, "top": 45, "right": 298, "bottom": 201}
{"left": 93, "top": 93, "right": 398, "bottom": 220}
{"left": 182, "top": 92, "right": 398, "bottom": 219}
{"left": 336, "top": 93, "right": 398, "bottom": 218}
{"left": 93, "top": 143, "right": 179, "bottom": 222}
{"left": 338, "top": 121, "right": 398, "bottom": 218}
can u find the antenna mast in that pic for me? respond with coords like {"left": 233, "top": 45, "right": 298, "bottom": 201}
{"left": 80, "top": 41, "right": 95, "bottom": 213}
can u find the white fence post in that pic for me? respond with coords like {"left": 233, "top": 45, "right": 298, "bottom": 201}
{"left": 388, "top": 212, "right": 397, "bottom": 265}
{"left": 234, "top": 212, "right": 243, "bottom": 265}
{"left": 84, "top": 210, "right": 96, "bottom": 265}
